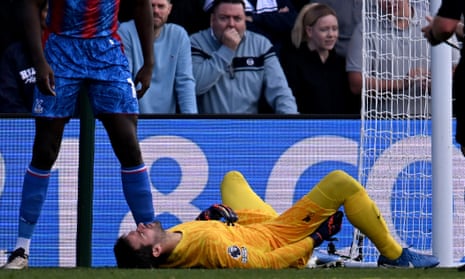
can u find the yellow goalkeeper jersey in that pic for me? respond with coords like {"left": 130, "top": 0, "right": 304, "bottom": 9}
{"left": 162, "top": 220, "right": 312, "bottom": 269}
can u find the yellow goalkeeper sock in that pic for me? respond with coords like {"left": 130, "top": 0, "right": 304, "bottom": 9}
{"left": 344, "top": 190, "right": 402, "bottom": 260}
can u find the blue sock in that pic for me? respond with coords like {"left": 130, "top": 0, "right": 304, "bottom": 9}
{"left": 18, "top": 166, "right": 50, "bottom": 239}
{"left": 121, "top": 164, "right": 156, "bottom": 224}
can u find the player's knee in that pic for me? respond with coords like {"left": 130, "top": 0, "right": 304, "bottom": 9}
{"left": 31, "top": 144, "right": 60, "bottom": 170}
{"left": 326, "top": 170, "right": 351, "bottom": 182}
{"left": 114, "top": 141, "right": 144, "bottom": 167}
{"left": 224, "top": 170, "right": 244, "bottom": 180}
{"left": 324, "top": 170, "right": 363, "bottom": 195}
{"left": 119, "top": 154, "right": 143, "bottom": 168}
{"left": 220, "top": 170, "right": 248, "bottom": 195}
{"left": 221, "top": 170, "right": 243, "bottom": 189}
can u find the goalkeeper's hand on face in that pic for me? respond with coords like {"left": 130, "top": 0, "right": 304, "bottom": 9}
{"left": 195, "top": 204, "right": 239, "bottom": 226}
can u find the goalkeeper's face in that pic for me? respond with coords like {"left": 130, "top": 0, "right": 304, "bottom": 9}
{"left": 125, "top": 221, "right": 165, "bottom": 250}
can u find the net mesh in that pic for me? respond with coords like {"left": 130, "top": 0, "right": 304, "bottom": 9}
{"left": 350, "top": 0, "right": 465, "bottom": 264}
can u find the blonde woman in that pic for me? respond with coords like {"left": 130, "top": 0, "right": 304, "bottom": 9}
{"left": 280, "top": 3, "right": 360, "bottom": 115}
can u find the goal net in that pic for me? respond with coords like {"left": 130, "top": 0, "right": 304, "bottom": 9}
{"left": 347, "top": 0, "right": 464, "bottom": 264}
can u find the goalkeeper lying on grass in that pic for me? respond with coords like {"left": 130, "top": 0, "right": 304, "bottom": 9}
{"left": 114, "top": 170, "right": 439, "bottom": 269}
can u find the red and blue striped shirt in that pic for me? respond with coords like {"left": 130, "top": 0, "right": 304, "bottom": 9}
{"left": 47, "top": 0, "right": 120, "bottom": 38}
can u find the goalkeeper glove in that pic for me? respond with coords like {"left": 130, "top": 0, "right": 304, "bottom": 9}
{"left": 310, "top": 211, "right": 343, "bottom": 247}
{"left": 195, "top": 204, "right": 239, "bottom": 226}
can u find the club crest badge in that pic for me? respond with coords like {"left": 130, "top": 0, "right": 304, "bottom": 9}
{"left": 227, "top": 245, "right": 248, "bottom": 263}
{"left": 246, "top": 58, "right": 254, "bottom": 66}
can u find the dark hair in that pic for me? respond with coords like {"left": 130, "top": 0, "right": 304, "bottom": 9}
{"left": 113, "top": 236, "right": 170, "bottom": 268}
{"left": 114, "top": 236, "right": 154, "bottom": 268}
{"left": 208, "top": 0, "right": 245, "bottom": 13}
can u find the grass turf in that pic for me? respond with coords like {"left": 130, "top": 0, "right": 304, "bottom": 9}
{"left": 0, "top": 267, "right": 463, "bottom": 279}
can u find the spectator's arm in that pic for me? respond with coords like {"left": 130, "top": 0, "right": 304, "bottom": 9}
{"left": 117, "top": 21, "right": 137, "bottom": 76}
{"left": 432, "top": 15, "right": 460, "bottom": 42}
{"left": 346, "top": 22, "right": 407, "bottom": 95}
{"left": 190, "top": 36, "right": 235, "bottom": 95}
{"left": 263, "top": 48, "right": 298, "bottom": 114}
{"left": 348, "top": 71, "right": 408, "bottom": 95}
{"left": 175, "top": 30, "right": 198, "bottom": 113}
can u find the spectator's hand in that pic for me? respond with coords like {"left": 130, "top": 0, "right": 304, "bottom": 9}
{"left": 278, "top": 6, "right": 289, "bottom": 13}
{"left": 134, "top": 64, "right": 153, "bottom": 99}
{"left": 422, "top": 16, "right": 442, "bottom": 46}
{"left": 455, "top": 21, "right": 464, "bottom": 38}
{"left": 221, "top": 27, "right": 242, "bottom": 51}
{"left": 408, "top": 67, "right": 431, "bottom": 91}
{"left": 35, "top": 61, "right": 56, "bottom": 96}
{"left": 421, "top": 15, "right": 433, "bottom": 38}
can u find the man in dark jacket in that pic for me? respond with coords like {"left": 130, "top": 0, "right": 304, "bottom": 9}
{"left": 422, "top": 0, "right": 465, "bottom": 156}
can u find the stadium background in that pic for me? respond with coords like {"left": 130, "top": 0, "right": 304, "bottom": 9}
{"left": 0, "top": 117, "right": 465, "bottom": 267}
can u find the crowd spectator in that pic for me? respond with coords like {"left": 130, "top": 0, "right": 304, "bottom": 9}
{"left": 120, "top": 0, "right": 210, "bottom": 35}
{"left": 280, "top": 3, "right": 360, "bottom": 115}
{"left": 119, "top": 0, "right": 198, "bottom": 114}
{"left": 308, "top": 0, "right": 362, "bottom": 58}
{"left": 306, "top": 1, "right": 428, "bottom": 58}
{"left": 0, "top": 42, "right": 35, "bottom": 113}
{"left": 203, "top": 0, "right": 298, "bottom": 56}
{"left": 0, "top": 1, "right": 48, "bottom": 113}
{"left": 290, "top": 0, "right": 309, "bottom": 11}
{"left": 168, "top": 0, "right": 210, "bottom": 35}
{"left": 191, "top": 0, "right": 298, "bottom": 114}
{"left": 118, "top": 0, "right": 135, "bottom": 22}
{"left": 345, "top": 0, "right": 457, "bottom": 117}
{"left": 0, "top": 0, "right": 21, "bottom": 58}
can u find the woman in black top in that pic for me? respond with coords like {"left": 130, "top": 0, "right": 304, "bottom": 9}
{"left": 280, "top": 3, "right": 360, "bottom": 116}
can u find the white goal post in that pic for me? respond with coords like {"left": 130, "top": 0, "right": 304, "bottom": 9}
{"left": 429, "top": 0, "right": 453, "bottom": 267}
{"left": 349, "top": 0, "right": 463, "bottom": 266}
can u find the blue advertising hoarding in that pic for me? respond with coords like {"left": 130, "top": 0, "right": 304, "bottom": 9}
{"left": 1, "top": 118, "right": 465, "bottom": 267}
